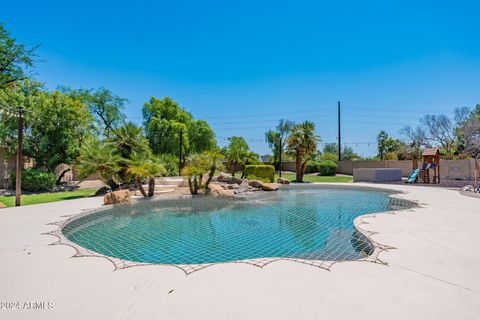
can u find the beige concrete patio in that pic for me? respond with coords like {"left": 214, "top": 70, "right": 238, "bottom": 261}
{"left": 0, "top": 183, "right": 479, "bottom": 319}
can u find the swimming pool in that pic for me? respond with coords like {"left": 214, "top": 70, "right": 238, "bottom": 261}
{"left": 62, "top": 186, "right": 414, "bottom": 267}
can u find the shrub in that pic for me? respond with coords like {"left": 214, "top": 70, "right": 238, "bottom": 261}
{"left": 319, "top": 152, "right": 338, "bottom": 162}
{"left": 247, "top": 175, "right": 271, "bottom": 183}
{"left": 157, "top": 154, "right": 178, "bottom": 176}
{"left": 318, "top": 160, "right": 337, "bottom": 176}
{"left": 305, "top": 160, "right": 321, "bottom": 173}
{"left": 244, "top": 164, "right": 275, "bottom": 182}
{"left": 11, "top": 168, "right": 57, "bottom": 192}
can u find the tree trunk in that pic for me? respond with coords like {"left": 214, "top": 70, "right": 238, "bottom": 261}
{"left": 295, "top": 148, "right": 304, "bottom": 182}
{"left": 300, "top": 160, "right": 308, "bottom": 180}
{"left": 56, "top": 168, "right": 71, "bottom": 185}
{"left": 147, "top": 177, "right": 155, "bottom": 197}
{"left": 135, "top": 179, "right": 147, "bottom": 197}
{"left": 205, "top": 166, "right": 216, "bottom": 189}
{"left": 188, "top": 178, "right": 195, "bottom": 194}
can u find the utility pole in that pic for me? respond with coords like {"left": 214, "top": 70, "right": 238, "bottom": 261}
{"left": 178, "top": 128, "right": 183, "bottom": 176}
{"left": 15, "top": 107, "right": 24, "bottom": 207}
{"left": 337, "top": 100, "right": 342, "bottom": 162}
{"left": 279, "top": 137, "right": 282, "bottom": 178}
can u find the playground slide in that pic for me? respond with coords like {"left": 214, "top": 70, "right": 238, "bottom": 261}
{"left": 406, "top": 169, "right": 420, "bottom": 184}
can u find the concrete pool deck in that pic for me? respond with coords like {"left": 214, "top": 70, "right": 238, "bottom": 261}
{"left": 0, "top": 183, "right": 479, "bottom": 319}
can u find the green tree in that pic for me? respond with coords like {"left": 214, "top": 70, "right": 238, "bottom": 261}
{"left": 0, "top": 23, "right": 38, "bottom": 89}
{"left": 142, "top": 97, "right": 215, "bottom": 160}
{"left": 287, "top": 121, "right": 320, "bottom": 182}
{"left": 222, "top": 136, "right": 249, "bottom": 176}
{"left": 61, "top": 87, "right": 126, "bottom": 136}
{"left": 377, "top": 131, "right": 400, "bottom": 160}
{"left": 1, "top": 86, "right": 92, "bottom": 174}
{"left": 322, "top": 143, "right": 360, "bottom": 161}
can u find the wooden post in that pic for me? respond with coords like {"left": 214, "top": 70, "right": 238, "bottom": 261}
{"left": 337, "top": 101, "right": 341, "bottom": 161}
{"left": 178, "top": 128, "right": 183, "bottom": 176}
{"left": 15, "top": 107, "right": 24, "bottom": 207}
{"left": 279, "top": 137, "right": 282, "bottom": 178}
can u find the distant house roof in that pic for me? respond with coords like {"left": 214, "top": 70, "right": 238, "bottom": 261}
{"left": 422, "top": 148, "right": 439, "bottom": 156}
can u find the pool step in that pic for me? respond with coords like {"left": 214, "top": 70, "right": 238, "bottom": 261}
{"left": 155, "top": 177, "right": 187, "bottom": 187}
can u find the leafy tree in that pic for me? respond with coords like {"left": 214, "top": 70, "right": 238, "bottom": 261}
{"left": 377, "top": 131, "right": 399, "bottom": 160}
{"left": 322, "top": 143, "right": 359, "bottom": 161}
{"left": 1, "top": 84, "right": 92, "bottom": 175}
{"left": 222, "top": 136, "right": 251, "bottom": 176}
{"left": 142, "top": 97, "right": 215, "bottom": 160}
{"left": 265, "top": 119, "right": 294, "bottom": 168}
{"left": 287, "top": 121, "right": 320, "bottom": 182}
{"left": 0, "top": 23, "right": 38, "bottom": 89}
{"left": 323, "top": 143, "right": 337, "bottom": 154}
{"left": 61, "top": 87, "right": 126, "bottom": 136}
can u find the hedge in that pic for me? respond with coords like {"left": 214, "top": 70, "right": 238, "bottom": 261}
{"left": 305, "top": 160, "right": 321, "bottom": 173}
{"left": 244, "top": 165, "right": 275, "bottom": 182}
{"left": 11, "top": 168, "right": 57, "bottom": 192}
{"left": 318, "top": 160, "right": 338, "bottom": 176}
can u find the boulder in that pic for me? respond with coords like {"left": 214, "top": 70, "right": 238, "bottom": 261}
{"left": 0, "top": 202, "right": 6, "bottom": 209}
{"left": 249, "top": 180, "right": 264, "bottom": 188}
{"left": 462, "top": 185, "right": 474, "bottom": 192}
{"left": 277, "top": 178, "right": 290, "bottom": 184}
{"left": 217, "top": 172, "right": 243, "bottom": 184}
{"left": 239, "top": 179, "right": 249, "bottom": 188}
{"left": 262, "top": 183, "right": 279, "bottom": 191}
{"left": 94, "top": 186, "right": 110, "bottom": 196}
{"left": 103, "top": 190, "right": 131, "bottom": 205}
{"left": 226, "top": 183, "right": 240, "bottom": 190}
{"left": 208, "top": 183, "right": 235, "bottom": 197}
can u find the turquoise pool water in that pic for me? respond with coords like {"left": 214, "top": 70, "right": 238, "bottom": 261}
{"left": 63, "top": 187, "right": 413, "bottom": 265}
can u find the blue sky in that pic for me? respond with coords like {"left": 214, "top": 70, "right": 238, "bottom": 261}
{"left": 2, "top": 0, "right": 479, "bottom": 156}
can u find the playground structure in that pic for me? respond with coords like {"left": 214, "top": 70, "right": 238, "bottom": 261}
{"left": 409, "top": 148, "right": 441, "bottom": 184}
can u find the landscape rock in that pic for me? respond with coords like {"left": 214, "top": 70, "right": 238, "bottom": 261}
{"left": 262, "top": 183, "right": 279, "bottom": 191}
{"left": 226, "top": 183, "right": 240, "bottom": 189}
{"left": 239, "top": 179, "right": 249, "bottom": 188}
{"left": 103, "top": 190, "right": 131, "bottom": 205}
{"left": 0, "top": 202, "right": 6, "bottom": 209}
{"left": 249, "top": 180, "right": 264, "bottom": 188}
{"left": 94, "top": 186, "right": 110, "bottom": 196}
{"left": 208, "top": 183, "right": 235, "bottom": 197}
{"left": 277, "top": 178, "right": 290, "bottom": 184}
{"left": 462, "top": 185, "right": 474, "bottom": 192}
{"left": 217, "top": 172, "right": 243, "bottom": 184}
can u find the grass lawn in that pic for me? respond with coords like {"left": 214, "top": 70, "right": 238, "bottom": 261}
{"left": 276, "top": 172, "right": 353, "bottom": 183}
{"left": 215, "top": 171, "right": 352, "bottom": 183}
{"left": 0, "top": 188, "right": 98, "bottom": 208}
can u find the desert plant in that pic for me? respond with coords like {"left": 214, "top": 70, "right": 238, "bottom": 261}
{"left": 76, "top": 139, "right": 124, "bottom": 189}
{"left": 126, "top": 152, "right": 166, "bottom": 197}
{"left": 287, "top": 121, "right": 320, "bottom": 182}
{"left": 183, "top": 150, "right": 223, "bottom": 195}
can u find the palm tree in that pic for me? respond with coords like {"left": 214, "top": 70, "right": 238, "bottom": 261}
{"left": 287, "top": 121, "right": 320, "bottom": 182}
{"left": 111, "top": 122, "right": 150, "bottom": 158}
{"left": 126, "top": 152, "right": 166, "bottom": 197}
{"left": 265, "top": 119, "right": 294, "bottom": 169}
{"left": 77, "top": 139, "right": 124, "bottom": 189}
